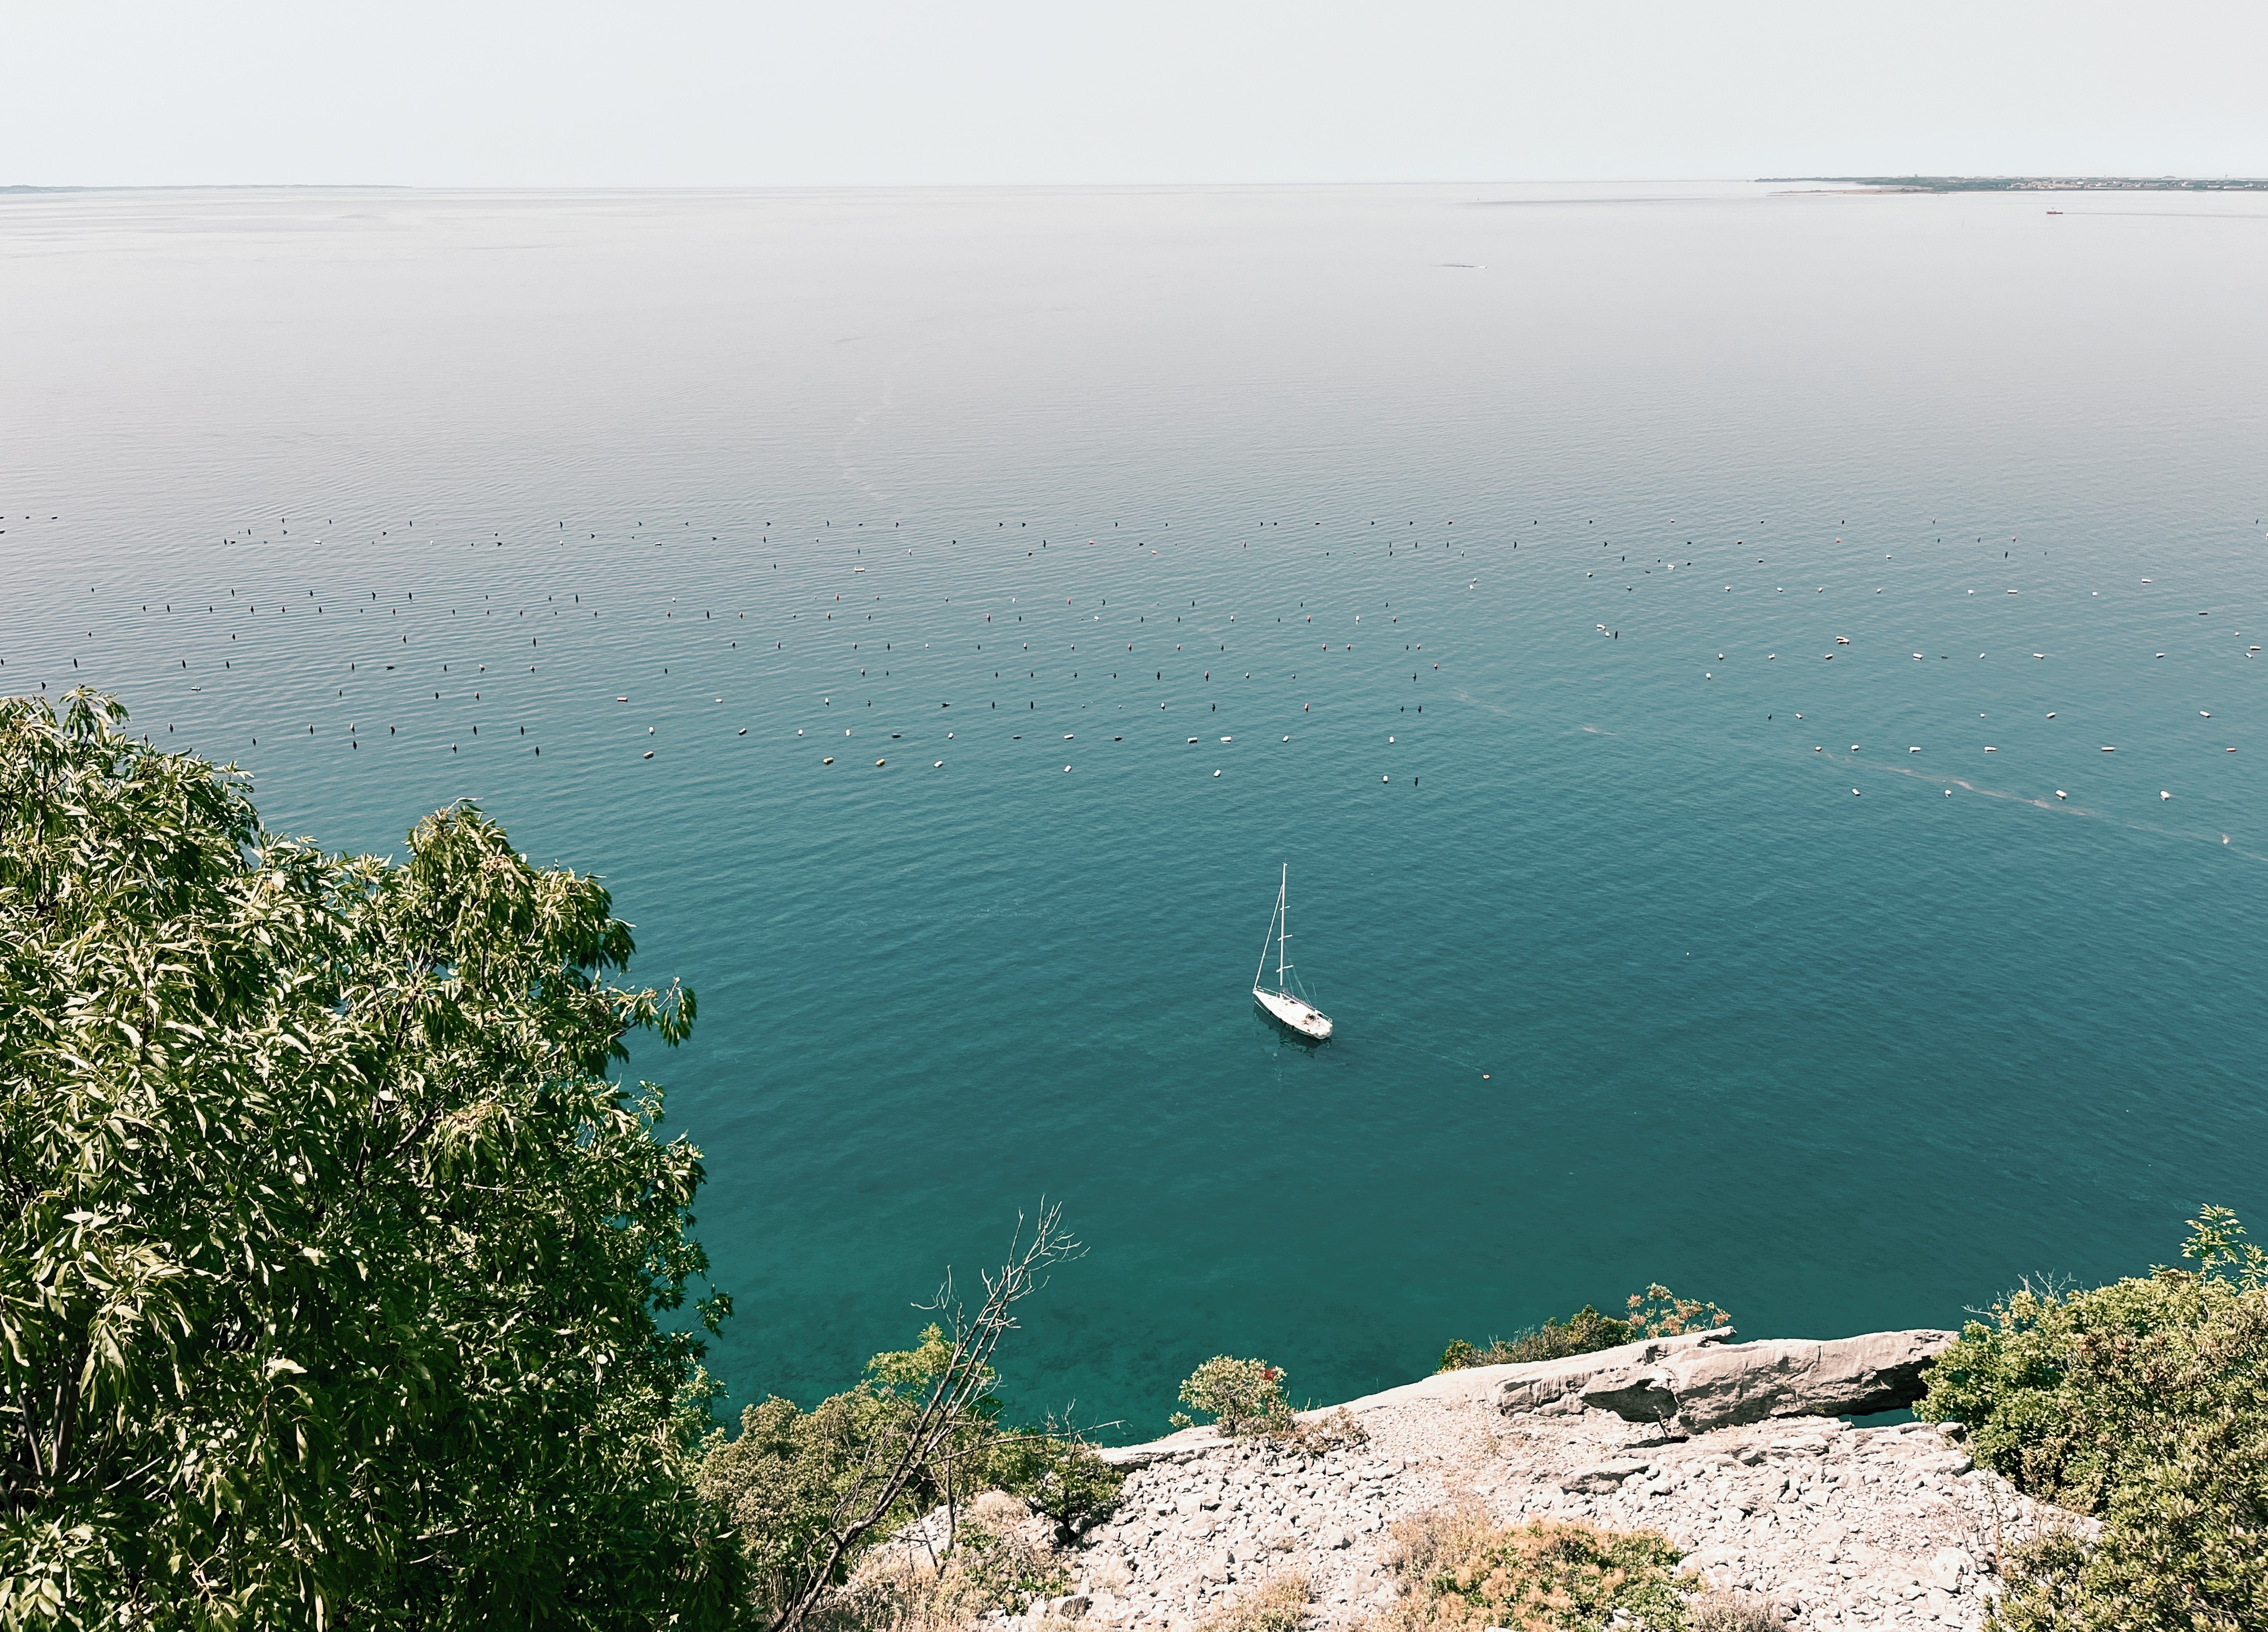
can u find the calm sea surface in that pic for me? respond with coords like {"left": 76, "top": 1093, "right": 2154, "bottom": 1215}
{"left": 5, "top": 182, "right": 2266, "bottom": 1434}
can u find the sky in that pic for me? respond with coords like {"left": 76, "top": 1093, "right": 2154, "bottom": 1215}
{"left": 6, "top": 0, "right": 2265, "bottom": 187}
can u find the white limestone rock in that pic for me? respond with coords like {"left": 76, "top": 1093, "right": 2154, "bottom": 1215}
{"left": 1582, "top": 1330, "right": 1959, "bottom": 1430}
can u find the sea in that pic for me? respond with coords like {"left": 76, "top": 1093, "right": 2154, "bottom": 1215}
{"left": 5, "top": 181, "right": 2265, "bottom": 1438}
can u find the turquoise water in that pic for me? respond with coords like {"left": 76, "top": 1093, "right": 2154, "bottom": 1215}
{"left": 5, "top": 183, "right": 2266, "bottom": 1437}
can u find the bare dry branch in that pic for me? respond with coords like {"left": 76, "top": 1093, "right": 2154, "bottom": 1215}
{"left": 776, "top": 1202, "right": 1081, "bottom": 1632}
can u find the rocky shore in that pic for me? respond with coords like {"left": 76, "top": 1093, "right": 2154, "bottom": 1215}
{"left": 1005, "top": 1330, "right": 2089, "bottom": 1630}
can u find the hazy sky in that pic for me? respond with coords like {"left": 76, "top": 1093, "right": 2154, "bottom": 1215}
{"left": 8, "top": 0, "right": 2265, "bottom": 187}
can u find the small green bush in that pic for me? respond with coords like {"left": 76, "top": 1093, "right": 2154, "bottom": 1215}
{"left": 1439, "top": 1307, "right": 1629, "bottom": 1371}
{"left": 1437, "top": 1288, "right": 1730, "bottom": 1373}
{"left": 1914, "top": 1207, "right": 2268, "bottom": 1632}
{"left": 987, "top": 1417, "right": 1126, "bottom": 1543}
{"left": 1170, "top": 1356, "right": 1296, "bottom": 1435}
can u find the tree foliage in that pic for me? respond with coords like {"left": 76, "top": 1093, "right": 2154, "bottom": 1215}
{"left": 696, "top": 1209, "right": 1088, "bottom": 1631}
{"left": 1915, "top": 1208, "right": 2268, "bottom": 1632}
{"left": 0, "top": 691, "right": 741, "bottom": 1629}
{"left": 695, "top": 1331, "right": 973, "bottom": 1618}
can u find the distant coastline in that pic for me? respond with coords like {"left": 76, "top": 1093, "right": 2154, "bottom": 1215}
{"left": 1761, "top": 174, "right": 2268, "bottom": 192}
{"left": 2, "top": 182, "right": 408, "bottom": 194}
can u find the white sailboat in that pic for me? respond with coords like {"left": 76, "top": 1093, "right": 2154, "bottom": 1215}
{"left": 1253, "top": 864, "right": 1332, "bottom": 1041}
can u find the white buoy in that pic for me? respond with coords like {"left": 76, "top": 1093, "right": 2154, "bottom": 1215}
{"left": 2161, "top": 790, "right": 2171, "bottom": 800}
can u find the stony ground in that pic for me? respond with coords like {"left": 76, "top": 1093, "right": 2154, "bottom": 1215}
{"left": 1011, "top": 1355, "right": 2087, "bottom": 1631}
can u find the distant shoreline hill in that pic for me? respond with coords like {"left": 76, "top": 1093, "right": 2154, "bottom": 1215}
{"left": 1763, "top": 175, "right": 2268, "bottom": 192}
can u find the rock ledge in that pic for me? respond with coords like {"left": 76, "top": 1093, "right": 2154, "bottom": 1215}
{"left": 1005, "top": 1331, "right": 2085, "bottom": 1632}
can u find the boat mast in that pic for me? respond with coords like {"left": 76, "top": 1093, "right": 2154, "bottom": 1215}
{"left": 1254, "top": 875, "right": 1278, "bottom": 992}
{"left": 1277, "top": 864, "right": 1288, "bottom": 992}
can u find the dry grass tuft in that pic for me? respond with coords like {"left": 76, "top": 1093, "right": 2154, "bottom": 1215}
{"left": 1197, "top": 1567, "right": 1314, "bottom": 1632}
{"left": 1683, "top": 1587, "right": 1786, "bottom": 1632}
{"left": 842, "top": 1490, "right": 1072, "bottom": 1631}
{"left": 1360, "top": 1504, "right": 1694, "bottom": 1632}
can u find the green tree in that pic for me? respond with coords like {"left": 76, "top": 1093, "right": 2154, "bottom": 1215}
{"left": 0, "top": 691, "right": 742, "bottom": 1629}
{"left": 1170, "top": 1357, "right": 1294, "bottom": 1435}
{"left": 1914, "top": 1208, "right": 2268, "bottom": 1632}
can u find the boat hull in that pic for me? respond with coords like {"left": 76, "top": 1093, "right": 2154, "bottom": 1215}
{"left": 1254, "top": 986, "right": 1332, "bottom": 1042}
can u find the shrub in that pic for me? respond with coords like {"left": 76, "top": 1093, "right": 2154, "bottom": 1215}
{"left": 697, "top": 1387, "right": 921, "bottom": 1617}
{"left": 1365, "top": 1506, "right": 1694, "bottom": 1632}
{"left": 1171, "top": 1356, "right": 1297, "bottom": 1436}
{"left": 696, "top": 1323, "right": 1020, "bottom": 1619}
{"left": 1439, "top": 1307, "right": 1631, "bottom": 1371}
{"left": 1437, "top": 1287, "right": 1730, "bottom": 1373}
{"left": 697, "top": 1205, "right": 1086, "bottom": 1632}
{"left": 697, "top": 1326, "right": 976, "bottom": 1611}
{"left": 1913, "top": 1207, "right": 2268, "bottom": 1632}
{"left": 928, "top": 1493, "right": 1071, "bottom": 1621}
{"left": 987, "top": 1416, "right": 1126, "bottom": 1544}
{"left": 1197, "top": 1567, "right": 1313, "bottom": 1632}
{"left": 1623, "top": 1285, "right": 1732, "bottom": 1340}
{"left": 843, "top": 1492, "right": 1070, "bottom": 1632}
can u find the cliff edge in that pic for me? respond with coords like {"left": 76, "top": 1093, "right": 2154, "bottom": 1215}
{"left": 1021, "top": 1329, "right": 2086, "bottom": 1630}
